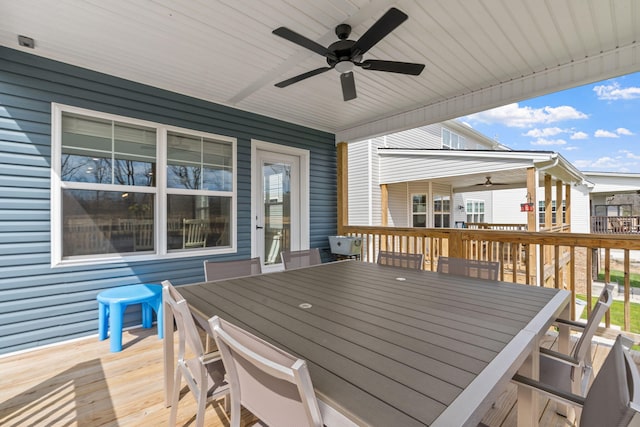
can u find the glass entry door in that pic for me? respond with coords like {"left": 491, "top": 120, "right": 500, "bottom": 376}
{"left": 254, "top": 148, "right": 301, "bottom": 270}
{"left": 262, "top": 160, "right": 292, "bottom": 265}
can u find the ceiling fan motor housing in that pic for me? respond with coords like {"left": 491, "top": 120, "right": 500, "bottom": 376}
{"left": 335, "top": 23, "right": 351, "bottom": 40}
{"left": 326, "top": 39, "right": 361, "bottom": 68}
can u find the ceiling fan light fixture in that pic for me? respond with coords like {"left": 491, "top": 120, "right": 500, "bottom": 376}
{"left": 272, "top": 7, "right": 424, "bottom": 101}
{"left": 335, "top": 61, "right": 354, "bottom": 73}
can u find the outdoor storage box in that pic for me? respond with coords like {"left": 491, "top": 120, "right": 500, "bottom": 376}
{"left": 328, "top": 235, "right": 362, "bottom": 256}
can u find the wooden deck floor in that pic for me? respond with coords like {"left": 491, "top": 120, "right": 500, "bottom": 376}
{"left": 0, "top": 327, "right": 635, "bottom": 426}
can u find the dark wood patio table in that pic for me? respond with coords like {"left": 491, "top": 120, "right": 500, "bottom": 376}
{"left": 163, "top": 260, "right": 570, "bottom": 426}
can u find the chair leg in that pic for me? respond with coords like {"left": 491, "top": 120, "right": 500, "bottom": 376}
{"left": 230, "top": 393, "right": 242, "bottom": 427}
{"left": 155, "top": 296, "right": 164, "bottom": 339}
{"left": 224, "top": 394, "right": 231, "bottom": 413}
{"left": 169, "top": 367, "right": 183, "bottom": 427}
{"left": 108, "top": 302, "right": 124, "bottom": 352}
{"left": 195, "top": 389, "right": 207, "bottom": 427}
{"left": 98, "top": 302, "right": 108, "bottom": 340}
{"left": 142, "top": 302, "right": 152, "bottom": 328}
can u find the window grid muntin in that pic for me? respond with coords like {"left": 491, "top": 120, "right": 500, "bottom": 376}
{"left": 53, "top": 104, "right": 236, "bottom": 265}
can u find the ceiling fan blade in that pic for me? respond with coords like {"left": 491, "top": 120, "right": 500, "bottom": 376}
{"left": 359, "top": 60, "right": 425, "bottom": 75}
{"left": 340, "top": 72, "right": 357, "bottom": 101}
{"left": 351, "top": 8, "right": 408, "bottom": 56}
{"left": 274, "top": 67, "right": 332, "bottom": 88}
{"left": 272, "top": 27, "right": 334, "bottom": 59}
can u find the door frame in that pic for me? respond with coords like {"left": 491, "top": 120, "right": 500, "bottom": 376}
{"left": 251, "top": 139, "right": 310, "bottom": 270}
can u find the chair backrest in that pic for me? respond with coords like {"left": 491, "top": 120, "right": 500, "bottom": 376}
{"left": 266, "top": 233, "right": 282, "bottom": 264}
{"left": 133, "top": 219, "right": 154, "bottom": 251}
{"left": 572, "top": 283, "right": 615, "bottom": 364}
{"left": 209, "top": 316, "right": 323, "bottom": 427}
{"left": 437, "top": 256, "right": 500, "bottom": 280}
{"left": 203, "top": 257, "right": 262, "bottom": 281}
{"left": 183, "top": 218, "right": 208, "bottom": 248}
{"left": 162, "top": 280, "right": 205, "bottom": 362}
{"left": 580, "top": 334, "right": 640, "bottom": 427}
{"left": 281, "top": 248, "right": 322, "bottom": 270}
{"left": 376, "top": 251, "right": 423, "bottom": 270}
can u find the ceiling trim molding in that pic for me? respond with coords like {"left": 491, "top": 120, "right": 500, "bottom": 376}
{"left": 336, "top": 42, "right": 640, "bottom": 143}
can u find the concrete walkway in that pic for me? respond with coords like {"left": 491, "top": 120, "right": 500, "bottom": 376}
{"left": 592, "top": 280, "right": 640, "bottom": 303}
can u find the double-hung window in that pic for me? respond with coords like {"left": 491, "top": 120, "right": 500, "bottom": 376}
{"left": 538, "top": 200, "right": 566, "bottom": 225}
{"left": 411, "top": 194, "right": 427, "bottom": 227}
{"left": 466, "top": 200, "right": 485, "bottom": 223}
{"left": 433, "top": 195, "right": 450, "bottom": 228}
{"left": 52, "top": 104, "right": 236, "bottom": 266}
{"left": 442, "top": 128, "right": 466, "bottom": 150}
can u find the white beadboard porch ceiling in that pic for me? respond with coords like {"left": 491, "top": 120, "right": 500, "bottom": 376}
{"left": 2, "top": 0, "right": 639, "bottom": 142}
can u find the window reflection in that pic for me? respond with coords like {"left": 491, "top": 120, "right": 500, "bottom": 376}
{"left": 56, "top": 108, "right": 235, "bottom": 262}
{"left": 166, "top": 195, "right": 231, "bottom": 250}
{"left": 62, "top": 190, "right": 155, "bottom": 257}
{"left": 167, "top": 131, "right": 232, "bottom": 191}
{"left": 61, "top": 113, "right": 156, "bottom": 186}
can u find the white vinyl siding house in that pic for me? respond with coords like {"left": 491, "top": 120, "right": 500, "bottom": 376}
{"left": 347, "top": 119, "right": 598, "bottom": 233}
{"left": 348, "top": 120, "right": 507, "bottom": 228}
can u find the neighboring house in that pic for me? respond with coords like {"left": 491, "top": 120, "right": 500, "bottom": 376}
{"left": 347, "top": 119, "right": 615, "bottom": 234}
{"left": 0, "top": 47, "right": 337, "bottom": 355}
{"left": 584, "top": 172, "right": 640, "bottom": 233}
{"left": 348, "top": 120, "right": 509, "bottom": 227}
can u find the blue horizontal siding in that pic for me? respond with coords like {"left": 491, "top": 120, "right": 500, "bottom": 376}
{"left": 0, "top": 46, "right": 337, "bottom": 355}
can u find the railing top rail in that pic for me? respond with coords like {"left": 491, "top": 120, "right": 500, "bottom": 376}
{"left": 342, "top": 225, "right": 640, "bottom": 250}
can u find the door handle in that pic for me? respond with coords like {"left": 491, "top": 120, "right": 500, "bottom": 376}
{"left": 256, "top": 225, "right": 264, "bottom": 229}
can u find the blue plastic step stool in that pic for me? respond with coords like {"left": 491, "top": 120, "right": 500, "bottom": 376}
{"left": 97, "top": 284, "right": 163, "bottom": 352}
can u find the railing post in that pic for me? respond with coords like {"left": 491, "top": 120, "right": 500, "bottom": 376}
{"left": 449, "top": 229, "right": 463, "bottom": 258}
{"left": 336, "top": 142, "right": 348, "bottom": 236}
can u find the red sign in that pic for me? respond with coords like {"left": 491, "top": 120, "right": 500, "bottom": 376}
{"left": 520, "top": 203, "right": 534, "bottom": 212}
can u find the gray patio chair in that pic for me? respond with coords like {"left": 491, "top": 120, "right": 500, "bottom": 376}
{"left": 536, "top": 283, "right": 615, "bottom": 399}
{"left": 436, "top": 256, "right": 500, "bottom": 280}
{"left": 209, "top": 316, "right": 324, "bottom": 427}
{"left": 281, "top": 248, "right": 322, "bottom": 270}
{"left": 376, "top": 250, "right": 424, "bottom": 270}
{"left": 162, "top": 281, "right": 229, "bottom": 427}
{"left": 513, "top": 334, "right": 640, "bottom": 427}
{"left": 203, "top": 257, "right": 262, "bottom": 281}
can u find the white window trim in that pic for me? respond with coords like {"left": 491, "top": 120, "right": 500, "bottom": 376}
{"left": 250, "top": 139, "right": 310, "bottom": 259}
{"left": 51, "top": 103, "right": 237, "bottom": 267}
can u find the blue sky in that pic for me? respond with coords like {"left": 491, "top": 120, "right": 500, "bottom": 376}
{"left": 461, "top": 71, "right": 640, "bottom": 173}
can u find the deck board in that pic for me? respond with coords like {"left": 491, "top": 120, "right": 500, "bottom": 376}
{"left": 0, "top": 325, "right": 634, "bottom": 426}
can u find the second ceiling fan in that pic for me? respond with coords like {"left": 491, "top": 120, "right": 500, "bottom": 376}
{"left": 272, "top": 7, "right": 425, "bottom": 101}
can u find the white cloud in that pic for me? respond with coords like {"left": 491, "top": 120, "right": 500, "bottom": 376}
{"left": 591, "top": 157, "right": 619, "bottom": 168}
{"left": 523, "top": 127, "right": 564, "bottom": 137}
{"left": 564, "top": 146, "right": 579, "bottom": 151}
{"left": 594, "top": 129, "right": 619, "bottom": 138}
{"left": 593, "top": 82, "right": 640, "bottom": 100}
{"left": 573, "top": 159, "right": 591, "bottom": 168}
{"left": 620, "top": 150, "right": 640, "bottom": 160}
{"left": 570, "top": 131, "right": 589, "bottom": 140}
{"left": 465, "top": 103, "right": 588, "bottom": 128}
{"left": 530, "top": 138, "right": 567, "bottom": 146}
{"left": 616, "top": 127, "right": 634, "bottom": 136}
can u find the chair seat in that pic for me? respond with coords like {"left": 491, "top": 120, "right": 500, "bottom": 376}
{"left": 97, "top": 284, "right": 163, "bottom": 352}
{"left": 539, "top": 354, "right": 573, "bottom": 392}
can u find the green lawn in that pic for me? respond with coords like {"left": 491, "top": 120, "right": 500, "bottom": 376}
{"left": 597, "top": 270, "right": 640, "bottom": 288}
{"left": 577, "top": 294, "right": 640, "bottom": 334}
